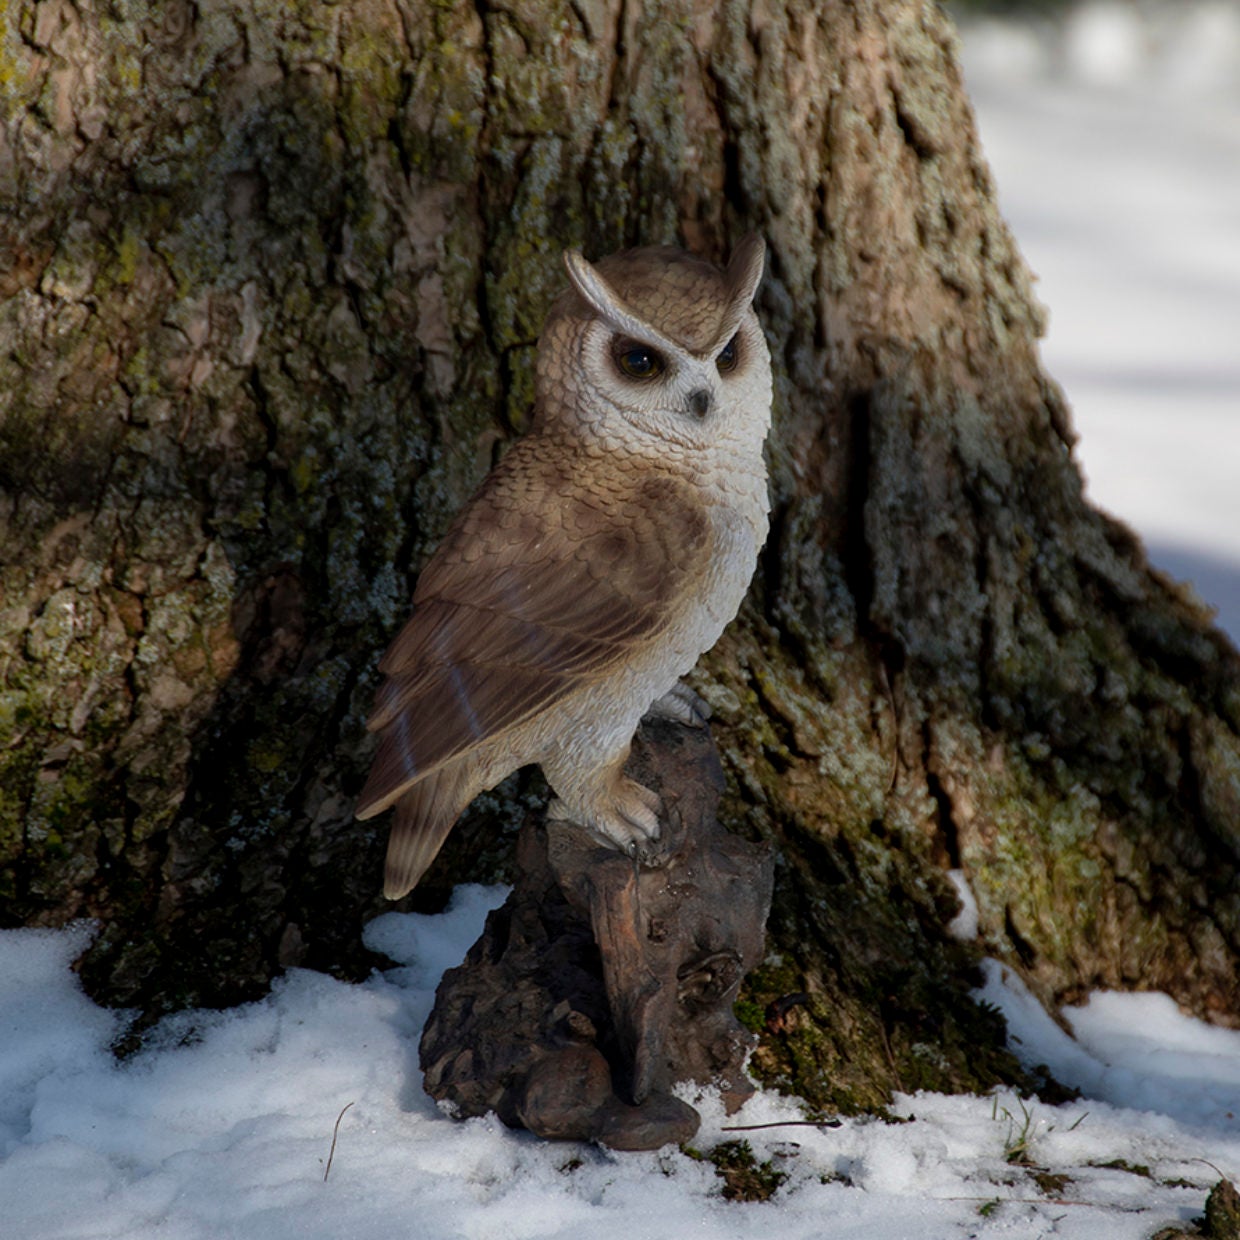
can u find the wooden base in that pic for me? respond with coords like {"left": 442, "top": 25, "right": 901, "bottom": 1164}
{"left": 419, "top": 718, "right": 774, "bottom": 1150}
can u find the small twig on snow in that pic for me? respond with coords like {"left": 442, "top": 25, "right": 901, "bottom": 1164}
{"left": 323, "top": 1101, "right": 355, "bottom": 1182}
{"left": 720, "top": 1120, "right": 843, "bottom": 1132}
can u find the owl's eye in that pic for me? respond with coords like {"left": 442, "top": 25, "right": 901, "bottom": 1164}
{"left": 716, "top": 334, "right": 740, "bottom": 374}
{"left": 613, "top": 339, "right": 665, "bottom": 381}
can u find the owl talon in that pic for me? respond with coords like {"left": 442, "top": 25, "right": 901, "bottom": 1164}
{"left": 645, "top": 682, "right": 712, "bottom": 728}
{"left": 550, "top": 777, "right": 662, "bottom": 857}
{"left": 626, "top": 837, "right": 662, "bottom": 868}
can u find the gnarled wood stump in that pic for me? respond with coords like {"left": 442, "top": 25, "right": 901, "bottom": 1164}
{"left": 418, "top": 718, "right": 773, "bottom": 1150}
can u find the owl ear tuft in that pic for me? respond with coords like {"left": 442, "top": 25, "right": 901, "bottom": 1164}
{"left": 703, "top": 234, "right": 766, "bottom": 357}
{"left": 563, "top": 249, "right": 618, "bottom": 321}
{"left": 563, "top": 250, "right": 680, "bottom": 354}
{"left": 724, "top": 234, "right": 766, "bottom": 309}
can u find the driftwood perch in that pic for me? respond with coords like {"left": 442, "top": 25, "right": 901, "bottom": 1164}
{"left": 418, "top": 718, "right": 774, "bottom": 1150}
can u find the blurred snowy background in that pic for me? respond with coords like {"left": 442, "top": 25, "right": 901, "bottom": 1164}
{"left": 957, "top": 0, "right": 1240, "bottom": 641}
{"left": 3, "top": 3, "right": 1240, "bottom": 1237}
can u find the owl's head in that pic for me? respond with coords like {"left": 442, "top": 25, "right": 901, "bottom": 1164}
{"left": 536, "top": 236, "right": 772, "bottom": 454}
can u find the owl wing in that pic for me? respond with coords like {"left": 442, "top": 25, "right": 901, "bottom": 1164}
{"left": 355, "top": 449, "right": 711, "bottom": 820}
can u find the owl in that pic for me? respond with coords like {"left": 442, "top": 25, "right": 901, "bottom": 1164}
{"left": 356, "top": 236, "right": 772, "bottom": 898}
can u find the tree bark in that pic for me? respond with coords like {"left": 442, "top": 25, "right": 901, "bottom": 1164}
{"left": 2, "top": 0, "right": 1237, "bottom": 1108}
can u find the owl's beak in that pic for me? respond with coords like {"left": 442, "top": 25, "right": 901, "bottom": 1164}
{"left": 687, "top": 388, "right": 712, "bottom": 419}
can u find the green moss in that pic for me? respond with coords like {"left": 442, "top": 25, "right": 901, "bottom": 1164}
{"left": 394, "top": 33, "right": 485, "bottom": 182}
{"left": 120, "top": 344, "right": 162, "bottom": 398}
{"left": 708, "top": 634, "right": 1034, "bottom": 1117}
{"left": 1091, "top": 1158, "right": 1153, "bottom": 1179}
{"left": 0, "top": 740, "right": 38, "bottom": 859}
{"left": 704, "top": 1140, "right": 789, "bottom": 1203}
{"left": 740, "top": 945, "right": 1028, "bottom": 1115}
{"left": 339, "top": 21, "right": 405, "bottom": 148}
{"left": 115, "top": 228, "right": 142, "bottom": 287}
{"left": 0, "top": 0, "right": 26, "bottom": 100}
{"left": 249, "top": 744, "right": 285, "bottom": 775}
{"left": 733, "top": 998, "right": 766, "bottom": 1034}
{"left": 1204, "top": 1178, "right": 1240, "bottom": 1239}
{"left": 290, "top": 451, "right": 320, "bottom": 497}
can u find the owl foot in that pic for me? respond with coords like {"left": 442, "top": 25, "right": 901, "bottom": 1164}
{"left": 548, "top": 777, "right": 663, "bottom": 862}
{"left": 645, "top": 681, "right": 711, "bottom": 728}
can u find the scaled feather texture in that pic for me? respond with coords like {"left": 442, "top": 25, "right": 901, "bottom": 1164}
{"left": 357, "top": 237, "right": 773, "bottom": 897}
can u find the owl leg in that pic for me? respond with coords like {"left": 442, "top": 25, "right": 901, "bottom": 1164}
{"left": 644, "top": 680, "right": 711, "bottom": 728}
{"left": 545, "top": 747, "right": 662, "bottom": 859}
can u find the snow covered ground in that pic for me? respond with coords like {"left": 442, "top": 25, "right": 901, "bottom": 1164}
{"left": 5, "top": 889, "right": 1240, "bottom": 1240}
{"left": 4, "top": 4, "right": 1240, "bottom": 1237}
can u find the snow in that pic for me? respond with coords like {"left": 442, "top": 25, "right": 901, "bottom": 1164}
{"left": 946, "top": 869, "right": 980, "bottom": 941}
{"left": 5, "top": 891, "right": 1238, "bottom": 1240}
{"left": 5, "top": 4, "right": 1240, "bottom": 1236}
{"left": 959, "top": 1, "right": 1240, "bottom": 643}
{"left": 980, "top": 960, "right": 1240, "bottom": 1129}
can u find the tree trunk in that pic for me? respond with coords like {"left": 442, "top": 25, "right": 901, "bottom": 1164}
{"left": 3, "top": 0, "right": 1238, "bottom": 1109}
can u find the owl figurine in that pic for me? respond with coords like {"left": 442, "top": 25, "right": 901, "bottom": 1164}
{"left": 356, "top": 236, "right": 772, "bottom": 898}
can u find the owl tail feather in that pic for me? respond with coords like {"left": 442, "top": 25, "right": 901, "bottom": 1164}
{"left": 383, "top": 765, "right": 473, "bottom": 900}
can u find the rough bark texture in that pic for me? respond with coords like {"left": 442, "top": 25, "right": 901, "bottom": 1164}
{"left": 3, "top": 0, "right": 1238, "bottom": 1109}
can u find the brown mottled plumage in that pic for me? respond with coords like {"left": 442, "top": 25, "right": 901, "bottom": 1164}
{"left": 357, "top": 237, "right": 772, "bottom": 897}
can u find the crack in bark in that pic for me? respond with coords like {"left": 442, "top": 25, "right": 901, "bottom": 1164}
{"left": 841, "top": 388, "right": 875, "bottom": 632}
{"left": 244, "top": 363, "right": 280, "bottom": 534}
{"left": 924, "top": 738, "right": 961, "bottom": 870}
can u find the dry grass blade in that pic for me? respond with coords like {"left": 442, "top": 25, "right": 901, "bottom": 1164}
{"left": 323, "top": 1102, "right": 355, "bottom": 1182}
